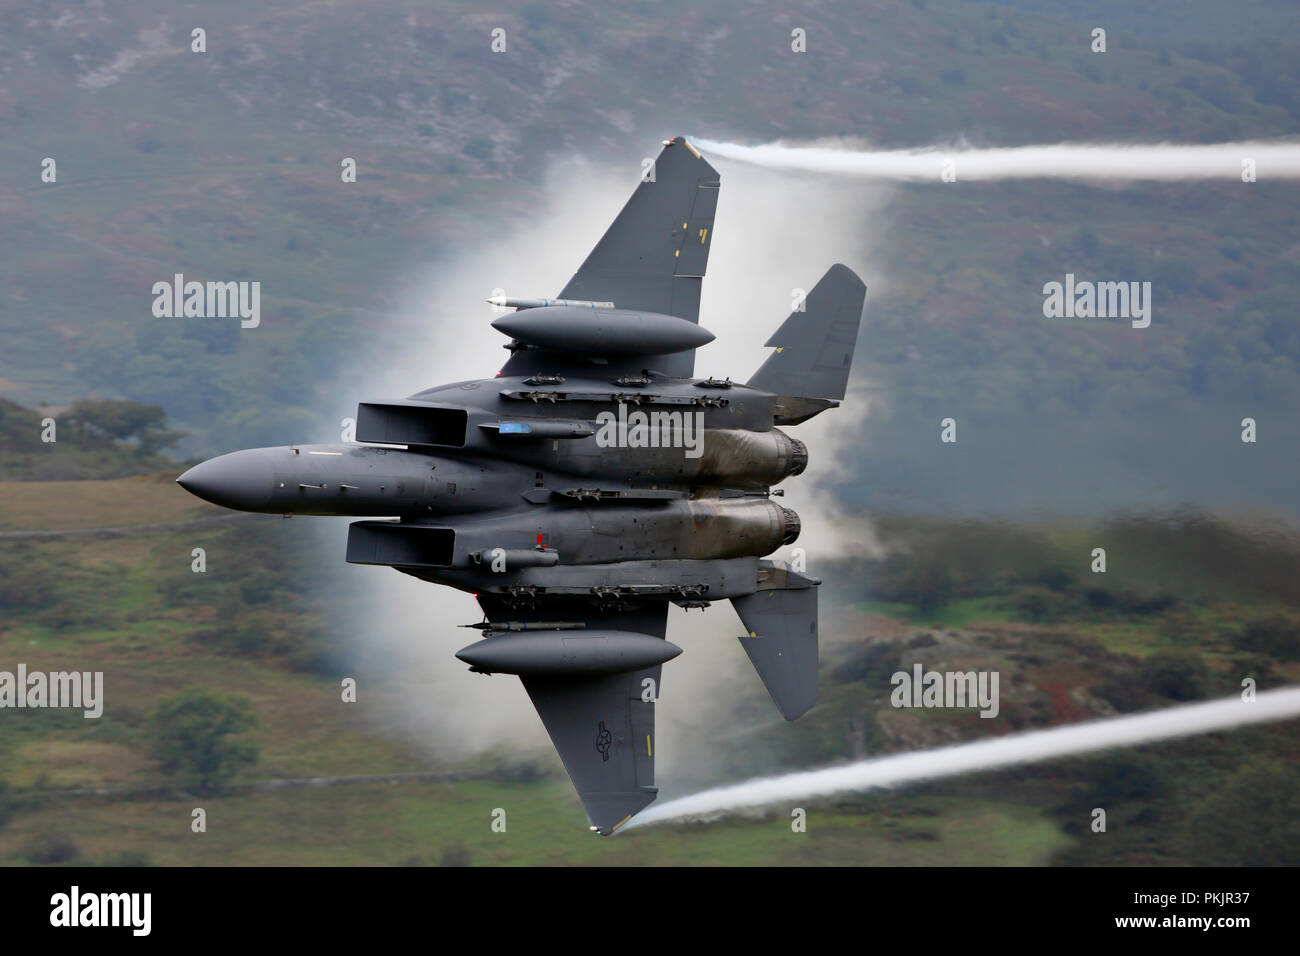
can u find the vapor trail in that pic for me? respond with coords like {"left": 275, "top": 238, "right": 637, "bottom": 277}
{"left": 626, "top": 686, "right": 1300, "bottom": 829}
{"left": 691, "top": 137, "right": 1300, "bottom": 182}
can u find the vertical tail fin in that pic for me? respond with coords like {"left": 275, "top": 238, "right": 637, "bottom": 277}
{"left": 747, "top": 263, "right": 867, "bottom": 408}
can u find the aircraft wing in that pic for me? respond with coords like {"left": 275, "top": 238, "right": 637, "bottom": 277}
{"left": 476, "top": 595, "right": 668, "bottom": 834}
{"left": 558, "top": 136, "right": 720, "bottom": 323}
{"left": 500, "top": 136, "right": 719, "bottom": 380}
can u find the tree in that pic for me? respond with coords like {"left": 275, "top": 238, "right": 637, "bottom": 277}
{"left": 891, "top": 556, "right": 956, "bottom": 616}
{"left": 1233, "top": 616, "right": 1300, "bottom": 662}
{"left": 64, "top": 398, "right": 185, "bottom": 455}
{"left": 149, "top": 688, "right": 259, "bottom": 791}
{"left": 1182, "top": 760, "right": 1300, "bottom": 865}
{"left": 1139, "top": 648, "right": 1210, "bottom": 701}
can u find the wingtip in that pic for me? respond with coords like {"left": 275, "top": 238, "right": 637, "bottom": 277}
{"left": 824, "top": 263, "right": 867, "bottom": 296}
{"left": 663, "top": 135, "right": 702, "bottom": 160}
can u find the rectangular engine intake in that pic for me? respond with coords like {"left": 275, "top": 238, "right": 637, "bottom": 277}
{"left": 346, "top": 521, "right": 455, "bottom": 568}
{"left": 356, "top": 402, "right": 467, "bottom": 447}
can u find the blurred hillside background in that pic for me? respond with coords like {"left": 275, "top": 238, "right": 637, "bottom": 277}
{"left": 0, "top": 0, "right": 1297, "bottom": 865}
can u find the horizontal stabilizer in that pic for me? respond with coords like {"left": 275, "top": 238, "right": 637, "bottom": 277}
{"left": 731, "top": 583, "right": 819, "bottom": 720}
{"left": 748, "top": 263, "right": 866, "bottom": 404}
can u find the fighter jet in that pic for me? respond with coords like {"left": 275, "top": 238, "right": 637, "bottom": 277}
{"left": 177, "top": 136, "right": 867, "bottom": 834}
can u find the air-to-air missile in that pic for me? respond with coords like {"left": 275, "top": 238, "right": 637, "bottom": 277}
{"left": 178, "top": 136, "right": 867, "bottom": 834}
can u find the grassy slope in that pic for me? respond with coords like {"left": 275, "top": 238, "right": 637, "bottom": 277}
{"left": 2, "top": 475, "right": 1297, "bottom": 865}
{"left": 0, "top": 475, "right": 1070, "bottom": 865}
{"left": 0, "top": 474, "right": 202, "bottom": 529}
{"left": 0, "top": 786, "right": 1068, "bottom": 867}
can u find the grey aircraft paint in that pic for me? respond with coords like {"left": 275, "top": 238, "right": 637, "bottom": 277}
{"left": 177, "top": 137, "right": 868, "bottom": 834}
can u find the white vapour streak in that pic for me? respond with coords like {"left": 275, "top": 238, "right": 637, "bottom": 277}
{"left": 691, "top": 137, "right": 1300, "bottom": 182}
{"left": 627, "top": 687, "right": 1300, "bottom": 829}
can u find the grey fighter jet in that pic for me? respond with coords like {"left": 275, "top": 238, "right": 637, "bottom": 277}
{"left": 178, "top": 136, "right": 867, "bottom": 834}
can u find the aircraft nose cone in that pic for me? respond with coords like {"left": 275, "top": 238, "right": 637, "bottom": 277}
{"left": 177, "top": 450, "right": 274, "bottom": 511}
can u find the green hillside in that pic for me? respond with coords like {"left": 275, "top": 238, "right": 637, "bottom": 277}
{"left": 0, "top": 0, "right": 1297, "bottom": 865}
{"left": 1, "top": 472, "right": 1297, "bottom": 865}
